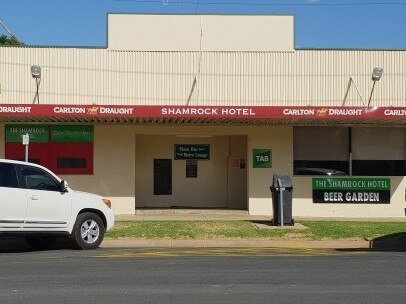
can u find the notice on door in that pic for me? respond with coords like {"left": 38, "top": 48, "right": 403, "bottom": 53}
{"left": 313, "top": 178, "right": 391, "bottom": 204}
{"left": 186, "top": 160, "right": 198, "bottom": 178}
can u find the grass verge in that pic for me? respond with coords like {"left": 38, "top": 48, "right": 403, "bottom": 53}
{"left": 105, "top": 221, "right": 406, "bottom": 241}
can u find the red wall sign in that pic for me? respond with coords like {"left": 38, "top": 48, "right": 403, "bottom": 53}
{"left": 4, "top": 124, "right": 94, "bottom": 175}
{"left": 0, "top": 104, "right": 405, "bottom": 122}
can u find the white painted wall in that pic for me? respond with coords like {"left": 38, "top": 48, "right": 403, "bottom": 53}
{"left": 60, "top": 125, "right": 136, "bottom": 215}
{"left": 247, "top": 126, "right": 293, "bottom": 215}
{"left": 108, "top": 14, "right": 294, "bottom": 52}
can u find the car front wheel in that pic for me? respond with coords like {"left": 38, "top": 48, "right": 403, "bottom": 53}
{"left": 71, "top": 212, "right": 105, "bottom": 250}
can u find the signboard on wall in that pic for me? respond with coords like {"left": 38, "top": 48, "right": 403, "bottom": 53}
{"left": 51, "top": 125, "right": 93, "bottom": 142}
{"left": 5, "top": 124, "right": 94, "bottom": 175}
{"left": 312, "top": 178, "right": 391, "bottom": 204}
{"left": 253, "top": 149, "right": 272, "bottom": 168}
{"left": 5, "top": 125, "right": 49, "bottom": 143}
{"left": 1, "top": 104, "right": 406, "bottom": 125}
{"left": 175, "top": 144, "right": 210, "bottom": 160}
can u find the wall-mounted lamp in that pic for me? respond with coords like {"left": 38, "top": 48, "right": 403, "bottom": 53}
{"left": 31, "top": 65, "right": 41, "bottom": 103}
{"left": 368, "top": 67, "right": 383, "bottom": 107}
{"left": 31, "top": 65, "right": 41, "bottom": 78}
{"left": 371, "top": 67, "right": 383, "bottom": 81}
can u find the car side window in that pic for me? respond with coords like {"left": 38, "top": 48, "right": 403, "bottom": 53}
{"left": 0, "top": 163, "right": 19, "bottom": 188}
{"left": 17, "top": 165, "right": 60, "bottom": 192}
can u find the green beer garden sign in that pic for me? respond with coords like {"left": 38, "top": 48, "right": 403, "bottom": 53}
{"left": 313, "top": 178, "right": 391, "bottom": 204}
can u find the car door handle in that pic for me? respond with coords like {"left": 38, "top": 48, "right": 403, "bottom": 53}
{"left": 29, "top": 195, "right": 39, "bottom": 200}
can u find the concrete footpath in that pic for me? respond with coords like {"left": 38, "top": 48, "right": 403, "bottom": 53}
{"left": 101, "top": 210, "right": 406, "bottom": 250}
{"left": 116, "top": 210, "right": 406, "bottom": 222}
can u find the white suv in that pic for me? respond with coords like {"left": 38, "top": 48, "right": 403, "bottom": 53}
{"left": 0, "top": 159, "right": 114, "bottom": 250}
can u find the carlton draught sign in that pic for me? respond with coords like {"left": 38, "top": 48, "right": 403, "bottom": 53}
{"left": 312, "top": 178, "right": 391, "bottom": 204}
{"left": 0, "top": 105, "right": 406, "bottom": 123}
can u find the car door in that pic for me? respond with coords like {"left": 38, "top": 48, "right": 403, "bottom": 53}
{"left": 0, "top": 162, "right": 27, "bottom": 228}
{"left": 16, "top": 164, "right": 71, "bottom": 229}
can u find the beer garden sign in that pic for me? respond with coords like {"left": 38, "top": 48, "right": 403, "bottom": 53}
{"left": 313, "top": 178, "right": 391, "bottom": 204}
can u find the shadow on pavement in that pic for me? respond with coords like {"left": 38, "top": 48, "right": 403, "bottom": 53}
{"left": 337, "top": 232, "right": 406, "bottom": 253}
{"left": 368, "top": 232, "right": 406, "bottom": 252}
{"left": 0, "top": 237, "right": 76, "bottom": 253}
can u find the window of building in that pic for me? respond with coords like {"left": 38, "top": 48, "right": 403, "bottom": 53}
{"left": 294, "top": 126, "right": 406, "bottom": 176}
{"left": 294, "top": 127, "right": 349, "bottom": 176}
{"left": 5, "top": 125, "right": 93, "bottom": 175}
{"left": 352, "top": 127, "right": 406, "bottom": 176}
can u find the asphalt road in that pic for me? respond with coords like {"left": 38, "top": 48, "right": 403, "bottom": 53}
{"left": 1, "top": 241, "right": 406, "bottom": 304}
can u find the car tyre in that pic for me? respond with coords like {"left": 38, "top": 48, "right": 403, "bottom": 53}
{"left": 25, "top": 236, "right": 57, "bottom": 250}
{"left": 71, "top": 212, "right": 105, "bottom": 250}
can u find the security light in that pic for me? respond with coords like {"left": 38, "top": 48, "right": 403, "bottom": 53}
{"left": 371, "top": 67, "right": 383, "bottom": 81}
{"left": 31, "top": 65, "right": 42, "bottom": 103}
{"left": 368, "top": 67, "right": 384, "bottom": 107}
{"left": 31, "top": 65, "right": 41, "bottom": 78}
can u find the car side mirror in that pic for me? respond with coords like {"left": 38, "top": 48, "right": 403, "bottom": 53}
{"left": 60, "top": 180, "right": 69, "bottom": 193}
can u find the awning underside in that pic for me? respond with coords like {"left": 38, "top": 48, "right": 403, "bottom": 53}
{"left": 0, "top": 116, "right": 404, "bottom": 126}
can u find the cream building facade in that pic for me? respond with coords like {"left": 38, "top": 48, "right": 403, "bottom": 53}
{"left": 0, "top": 14, "right": 405, "bottom": 218}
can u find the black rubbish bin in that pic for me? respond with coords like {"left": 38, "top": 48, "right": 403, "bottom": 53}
{"left": 270, "top": 174, "right": 294, "bottom": 226}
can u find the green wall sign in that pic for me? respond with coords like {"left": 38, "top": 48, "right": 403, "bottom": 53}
{"left": 51, "top": 125, "right": 93, "bottom": 142}
{"left": 5, "top": 125, "right": 49, "bottom": 143}
{"left": 253, "top": 149, "right": 272, "bottom": 168}
{"left": 313, "top": 178, "right": 391, "bottom": 204}
{"left": 175, "top": 144, "right": 210, "bottom": 160}
{"left": 5, "top": 124, "right": 94, "bottom": 143}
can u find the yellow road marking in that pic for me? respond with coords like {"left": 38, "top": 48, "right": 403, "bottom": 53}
{"left": 92, "top": 247, "right": 364, "bottom": 259}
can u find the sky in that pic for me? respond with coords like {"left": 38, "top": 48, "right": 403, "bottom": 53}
{"left": 1, "top": 0, "right": 406, "bottom": 49}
